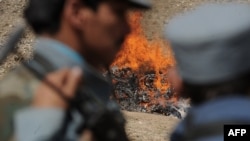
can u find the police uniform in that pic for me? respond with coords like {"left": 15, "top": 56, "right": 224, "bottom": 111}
{"left": 0, "top": 38, "right": 89, "bottom": 141}
{"left": 165, "top": 3, "right": 250, "bottom": 141}
{"left": 0, "top": 0, "right": 152, "bottom": 140}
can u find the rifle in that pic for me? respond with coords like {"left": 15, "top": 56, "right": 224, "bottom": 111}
{"left": 1, "top": 25, "right": 129, "bottom": 141}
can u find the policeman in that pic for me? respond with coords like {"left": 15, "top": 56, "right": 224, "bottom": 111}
{"left": 0, "top": 0, "right": 151, "bottom": 141}
{"left": 165, "top": 3, "right": 250, "bottom": 141}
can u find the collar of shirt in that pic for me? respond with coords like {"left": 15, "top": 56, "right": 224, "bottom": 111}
{"left": 35, "top": 37, "right": 84, "bottom": 65}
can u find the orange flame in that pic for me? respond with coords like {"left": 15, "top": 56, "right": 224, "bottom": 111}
{"left": 112, "top": 12, "right": 176, "bottom": 106}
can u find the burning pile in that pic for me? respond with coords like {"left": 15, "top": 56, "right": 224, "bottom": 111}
{"left": 110, "top": 12, "right": 188, "bottom": 119}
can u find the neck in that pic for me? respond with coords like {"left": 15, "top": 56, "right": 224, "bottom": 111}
{"left": 41, "top": 29, "right": 105, "bottom": 71}
{"left": 46, "top": 25, "right": 82, "bottom": 56}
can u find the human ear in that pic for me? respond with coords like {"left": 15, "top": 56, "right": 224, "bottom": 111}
{"left": 64, "top": 0, "right": 87, "bottom": 30}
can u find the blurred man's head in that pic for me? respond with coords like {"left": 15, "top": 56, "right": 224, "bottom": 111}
{"left": 24, "top": 0, "right": 151, "bottom": 68}
{"left": 165, "top": 3, "right": 250, "bottom": 105}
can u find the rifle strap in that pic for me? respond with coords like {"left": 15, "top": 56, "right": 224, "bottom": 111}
{"left": 49, "top": 108, "right": 73, "bottom": 141}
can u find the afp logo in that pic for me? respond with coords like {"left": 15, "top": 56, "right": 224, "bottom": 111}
{"left": 224, "top": 125, "right": 250, "bottom": 141}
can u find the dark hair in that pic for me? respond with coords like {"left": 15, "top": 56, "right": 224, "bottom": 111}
{"left": 24, "top": 0, "right": 66, "bottom": 34}
{"left": 24, "top": 0, "right": 103, "bottom": 34}
{"left": 181, "top": 72, "right": 250, "bottom": 105}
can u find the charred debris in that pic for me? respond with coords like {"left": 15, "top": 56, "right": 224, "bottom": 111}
{"left": 108, "top": 67, "right": 190, "bottom": 119}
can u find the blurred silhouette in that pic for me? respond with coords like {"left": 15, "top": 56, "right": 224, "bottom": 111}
{"left": 165, "top": 3, "right": 250, "bottom": 141}
{"left": 0, "top": 0, "right": 151, "bottom": 141}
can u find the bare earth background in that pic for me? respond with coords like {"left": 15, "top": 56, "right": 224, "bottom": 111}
{"left": 1, "top": 0, "right": 250, "bottom": 140}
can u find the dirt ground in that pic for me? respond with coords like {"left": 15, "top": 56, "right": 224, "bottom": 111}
{"left": 1, "top": 0, "right": 250, "bottom": 141}
{"left": 124, "top": 111, "right": 179, "bottom": 141}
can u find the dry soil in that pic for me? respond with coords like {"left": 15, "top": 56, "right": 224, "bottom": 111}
{"left": 1, "top": 0, "right": 250, "bottom": 140}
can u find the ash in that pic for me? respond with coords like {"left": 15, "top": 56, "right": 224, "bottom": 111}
{"left": 110, "top": 67, "right": 190, "bottom": 119}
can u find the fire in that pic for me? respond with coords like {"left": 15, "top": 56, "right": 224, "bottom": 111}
{"left": 113, "top": 12, "right": 175, "bottom": 70}
{"left": 111, "top": 12, "right": 177, "bottom": 111}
